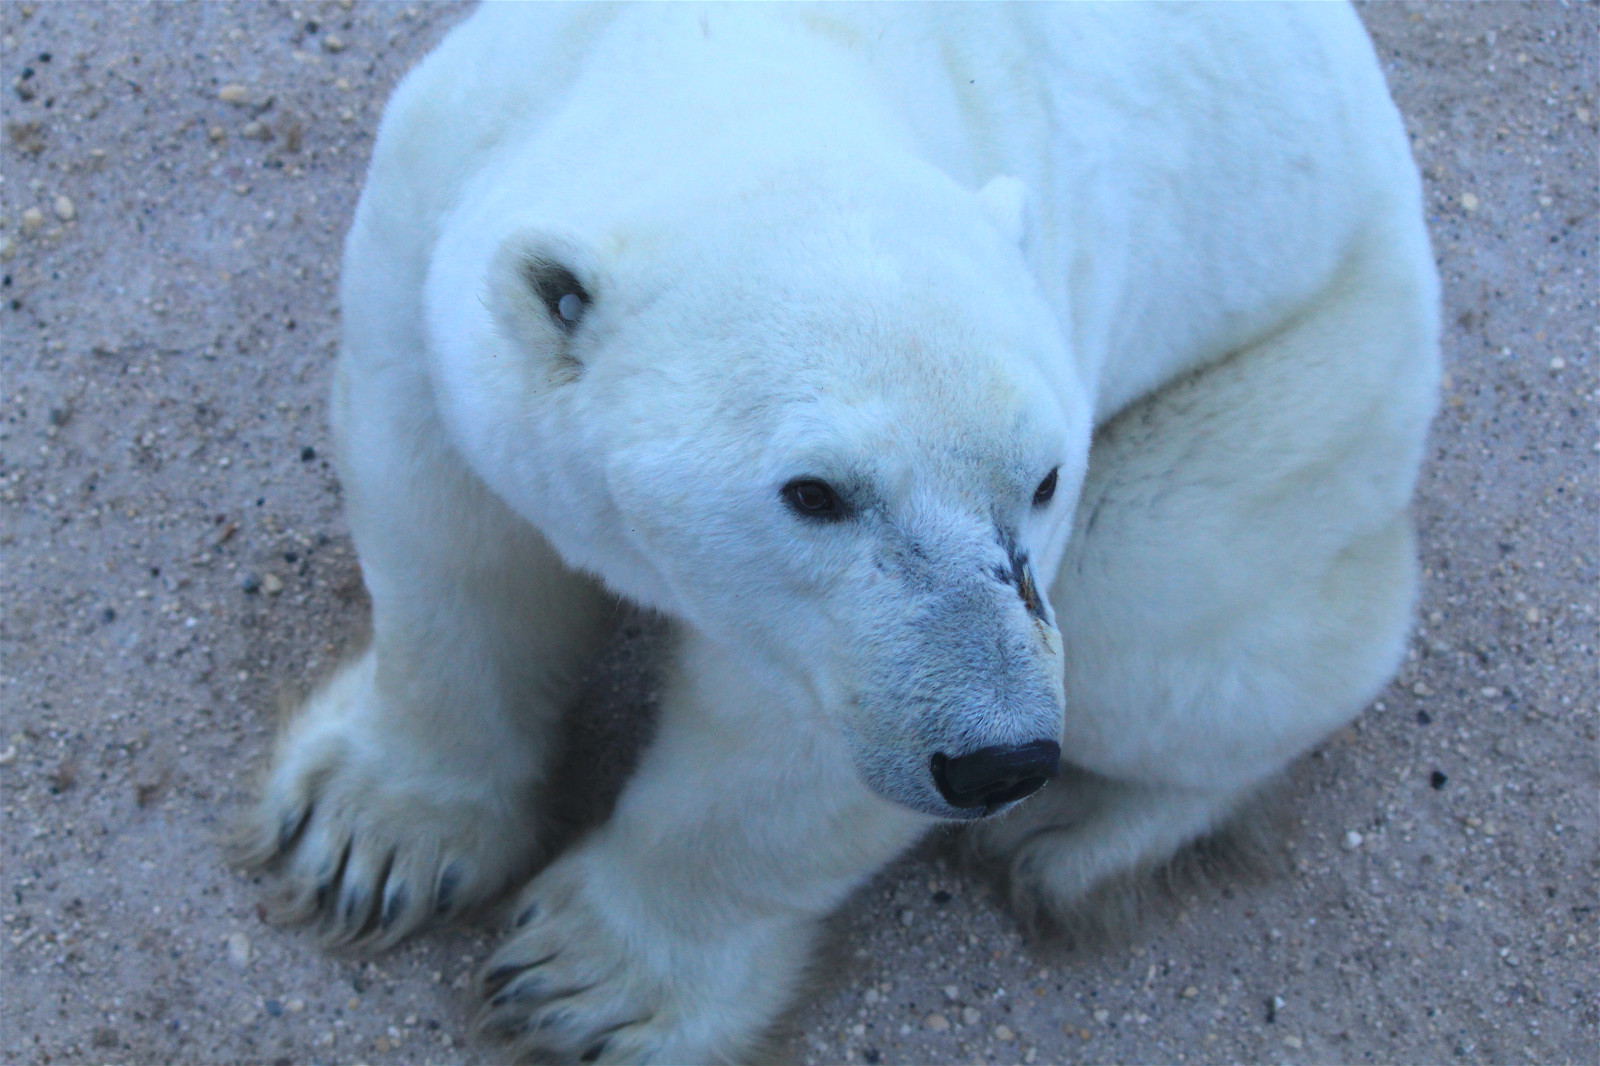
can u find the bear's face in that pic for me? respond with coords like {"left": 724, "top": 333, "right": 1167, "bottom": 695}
{"left": 426, "top": 160, "right": 1089, "bottom": 819}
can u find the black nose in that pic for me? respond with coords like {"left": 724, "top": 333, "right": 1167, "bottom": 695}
{"left": 930, "top": 739, "right": 1060, "bottom": 811}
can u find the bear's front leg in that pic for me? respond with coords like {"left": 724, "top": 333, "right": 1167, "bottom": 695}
{"left": 236, "top": 383, "right": 616, "bottom": 946}
{"left": 478, "top": 630, "right": 929, "bottom": 1065}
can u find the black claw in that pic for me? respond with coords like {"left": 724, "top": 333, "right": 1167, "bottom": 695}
{"left": 435, "top": 863, "right": 462, "bottom": 914}
{"left": 580, "top": 1042, "right": 606, "bottom": 1063}
{"left": 484, "top": 951, "right": 560, "bottom": 996}
{"left": 380, "top": 885, "right": 408, "bottom": 930}
{"left": 514, "top": 903, "right": 538, "bottom": 928}
{"left": 483, "top": 962, "right": 526, "bottom": 990}
{"left": 479, "top": 1011, "right": 522, "bottom": 1039}
{"left": 314, "top": 840, "right": 352, "bottom": 912}
{"left": 527, "top": 1009, "right": 573, "bottom": 1035}
{"left": 278, "top": 805, "right": 312, "bottom": 852}
{"left": 340, "top": 888, "right": 362, "bottom": 925}
{"left": 490, "top": 980, "right": 537, "bottom": 1008}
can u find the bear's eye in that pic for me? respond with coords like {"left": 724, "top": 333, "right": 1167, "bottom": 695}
{"left": 782, "top": 478, "right": 844, "bottom": 521}
{"left": 1032, "top": 467, "right": 1058, "bottom": 508}
{"left": 556, "top": 293, "right": 584, "bottom": 323}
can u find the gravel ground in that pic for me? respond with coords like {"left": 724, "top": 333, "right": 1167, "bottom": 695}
{"left": 1, "top": 3, "right": 1594, "bottom": 1065}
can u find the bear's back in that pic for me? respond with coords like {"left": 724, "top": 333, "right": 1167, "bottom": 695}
{"left": 349, "top": 2, "right": 1422, "bottom": 422}
{"left": 359, "top": 3, "right": 1398, "bottom": 243}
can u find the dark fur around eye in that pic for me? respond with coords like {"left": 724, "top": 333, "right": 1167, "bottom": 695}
{"left": 782, "top": 478, "right": 845, "bottom": 520}
{"left": 521, "top": 257, "right": 590, "bottom": 330}
{"left": 1033, "top": 467, "right": 1058, "bottom": 507}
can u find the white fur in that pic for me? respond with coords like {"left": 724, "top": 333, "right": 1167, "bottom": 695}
{"left": 242, "top": 3, "right": 1438, "bottom": 1062}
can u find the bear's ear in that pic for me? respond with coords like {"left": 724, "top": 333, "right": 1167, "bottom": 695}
{"left": 976, "top": 175, "right": 1029, "bottom": 247}
{"left": 485, "top": 233, "right": 598, "bottom": 385}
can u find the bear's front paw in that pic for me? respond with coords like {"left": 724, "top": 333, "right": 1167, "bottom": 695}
{"left": 478, "top": 849, "right": 800, "bottom": 1065}
{"left": 234, "top": 659, "right": 541, "bottom": 946}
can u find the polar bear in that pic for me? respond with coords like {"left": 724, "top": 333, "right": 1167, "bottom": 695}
{"left": 237, "top": 3, "right": 1438, "bottom": 1062}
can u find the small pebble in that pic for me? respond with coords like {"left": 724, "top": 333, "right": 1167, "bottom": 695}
{"left": 1524, "top": 607, "right": 1540, "bottom": 623}
{"left": 923, "top": 1013, "right": 949, "bottom": 1032}
{"left": 0, "top": 745, "right": 15, "bottom": 766}
{"left": 1343, "top": 830, "right": 1364, "bottom": 851}
{"left": 1024, "top": 1048, "right": 1037, "bottom": 1064}
{"left": 225, "top": 931, "right": 251, "bottom": 967}
{"left": 1460, "top": 192, "right": 1480, "bottom": 212}
{"left": 961, "top": 1006, "right": 980, "bottom": 1026}
{"left": 1181, "top": 985, "right": 1199, "bottom": 999}
{"left": 1549, "top": 356, "right": 1566, "bottom": 371}
{"left": 1411, "top": 681, "right": 1431, "bottom": 697}
{"left": 21, "top": 207, "right": 44, "bottom": 234}
{"left": 208, "top": 125, "right": 226, "bottom": 143}
{"left": 898, "top": 909, "right": 914, "bottom": 927}
{"left": 863, "top": 988, "right": 879, "bottom": 1005}
{"left": 1093, "top": 1008, "right": 1110, "bottom": 1024}
{"left": 286, "top": 998, "right": 305, "bottom": 1013}
{"left": 218, "top": 84, "right": 249, "bottom": 104}
{"left": 994, "top": 1024, "right": 1016, "bottom": 1042}
{"left": 241, "top": 121, "right": 270, "bottom": 141}
{"left": 322, "top": 34, "right": 346, "bottom": 53}
{"left": 1284, "top": 1034, "right": 1304, "bottom": 1049}
{"left": 1430, "top": 770, "right": 1449, "bottom": 790}
{"left": 942, "top": 985, "right": 960, "bottom": 1002}
{"left": 262, "top": 573, "right": 285, "bottom": 595}
{"left": 53, "top": 195, "right": 74, "bottom": 221}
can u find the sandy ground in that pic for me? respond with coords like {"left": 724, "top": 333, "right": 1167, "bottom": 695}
{"left": 0, "top": 2, "right": 1594, "bottom": 1064}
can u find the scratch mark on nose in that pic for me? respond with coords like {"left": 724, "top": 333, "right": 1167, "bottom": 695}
{"left": 1012, "top": 551, "right": 1047, "bottom": 621}
{"left": 995, "top": 528, "right": 1049, "bottom": 622}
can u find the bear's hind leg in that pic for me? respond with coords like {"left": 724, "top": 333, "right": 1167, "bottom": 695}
{"left": 973, "top": 222, "right": 1436, "bottom": 937}
{"left": 964, "top": 766, "right": 1254, "bottom": 936}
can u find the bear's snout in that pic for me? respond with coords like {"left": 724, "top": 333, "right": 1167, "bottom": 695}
{"left": 930, "top": 739, "right": 1060, "bottom": 813}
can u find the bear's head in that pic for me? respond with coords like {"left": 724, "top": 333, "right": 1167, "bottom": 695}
{"left": 425, "top": 153, "right": 1090, "bottom": 820}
